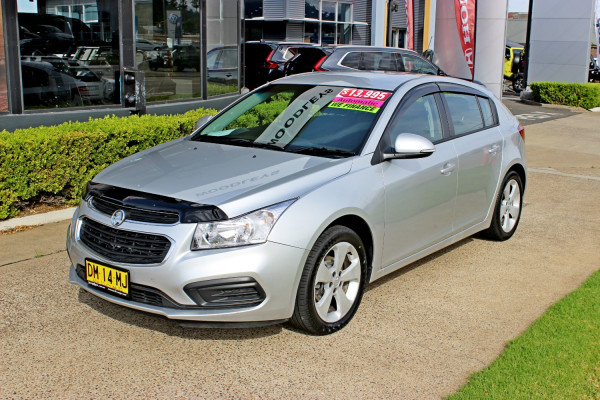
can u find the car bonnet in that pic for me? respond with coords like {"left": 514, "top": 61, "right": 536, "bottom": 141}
{"left": 93, "top": 137, "right": 353, "bottom": 218}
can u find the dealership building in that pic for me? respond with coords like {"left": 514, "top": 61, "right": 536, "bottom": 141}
{"left": 1, "top": 0, "right": 596, "bottom": 130}
{"left": 0, "top": 0, "right": 430, "bottom": 129}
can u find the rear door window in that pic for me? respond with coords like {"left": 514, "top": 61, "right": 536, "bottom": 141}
{"left": 443, "top": 93, "right": 484, "bottom": 136}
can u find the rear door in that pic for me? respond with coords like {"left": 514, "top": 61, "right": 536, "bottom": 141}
{"left": 380, "top": 84, "right": 458, "bottom": 267}
{"left": 438, "top": 84, "right": 503, "bottom": 232}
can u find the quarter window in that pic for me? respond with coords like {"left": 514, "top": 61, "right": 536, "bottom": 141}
{"left": 477, "top": 96, "right": 495, "bottom": 127}
{"left": 443, "top": 93, "right": 484, "bottom": 136}
{"left": 388, "top": 94, "right": 443, "bottom": 143}
{"left": 400, "top": 54, "right": 438, "bottom": 75}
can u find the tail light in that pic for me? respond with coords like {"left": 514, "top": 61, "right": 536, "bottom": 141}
{"left": 314, "top": 56, "right": 328, "bottom": 71}
{"left": 263, "top": 50, "right": 278, "bottom": 69}
{"left": 518, "top": 124, "right": 525, "bottom": 141}
{"left": 76, "top": 86, "right": 89, "bottom": 97}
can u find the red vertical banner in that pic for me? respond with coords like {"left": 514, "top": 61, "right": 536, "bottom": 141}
{"left": 405, "top": 0, "right": 414, "bottom": 50}
{"left": 454, "top": 0, "right": 476, "bottom": 77}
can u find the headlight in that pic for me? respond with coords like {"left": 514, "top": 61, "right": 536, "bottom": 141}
{"left": 191, "top": 200, "right": 295, "bottom": 250}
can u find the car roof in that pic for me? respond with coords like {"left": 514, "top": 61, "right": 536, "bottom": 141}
{"left": 274, "top": 71, "right": 424, "bottom": 91}
{"left": 325, "top": 45, "right": 422, "bottom": 55}
{"left": 273, "top": 71, "right": 491, "bottom": 94}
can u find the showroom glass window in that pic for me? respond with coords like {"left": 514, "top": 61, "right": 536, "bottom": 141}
{"left": 207, "top": 0, "right": 239, "bottom": 96}
{"left": 304, "top": 1, "right": 352, "bottom": 45}
{"left": 135, "top": 0, "right": 202, "bottom": 101}
{"left": 17, "top": 0, "right": 121, "bottom": 110}
{"left": 0, "top": 6, "right": 8, "bottom": 113}
{"left": 244, "top": 0, "right": 262, "bottom": 41}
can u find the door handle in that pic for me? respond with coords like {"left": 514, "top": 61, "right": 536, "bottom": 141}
{"left": 488, "top": 144, "right": 501, "bottom": 154}
{"left": 440, "top": 163, "right": 456, "bottom": 176}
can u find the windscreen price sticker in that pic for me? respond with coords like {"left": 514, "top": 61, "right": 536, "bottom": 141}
{"left": 329, "top": 88, "right": 392, "bottom": 113}
{"left": 338, "top": 88, "right": 392, "bottom": 101}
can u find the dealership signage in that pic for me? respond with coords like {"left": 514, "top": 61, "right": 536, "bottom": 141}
{"left": 405, "top": 0, "right": 414, "bottom": 50}
{"left": 454, "top": 0, "right": 476, "bottom": 77}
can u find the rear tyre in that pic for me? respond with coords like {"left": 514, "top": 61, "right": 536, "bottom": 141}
{"left": 512, "top": 75, "right": 526, "bottom": 93}
{"left": 482, "top": 171, "right": 523, "bottom": 241}
{"left": 291, "top": 226, "right": 367, "bottom": 335}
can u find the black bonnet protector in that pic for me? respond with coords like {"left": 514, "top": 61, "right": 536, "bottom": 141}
{"left": 85, "top": 182, "right": 228, "bottom": 223}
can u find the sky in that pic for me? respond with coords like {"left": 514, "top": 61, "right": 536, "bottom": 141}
{"left": 508, "top": 0, "right": 530, "bottom": 12}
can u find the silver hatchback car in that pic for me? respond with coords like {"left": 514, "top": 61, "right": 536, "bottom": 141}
{"left": 67, "top": 72, "right": 526, "bottom": 334}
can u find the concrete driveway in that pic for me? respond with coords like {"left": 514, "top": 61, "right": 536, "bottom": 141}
{"left": 1, "top": 111, "right": 599, "bottom": 399}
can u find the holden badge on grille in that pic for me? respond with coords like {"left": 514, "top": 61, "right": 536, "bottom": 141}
{"left": 111, "top": 209, "right": 126, "bottom": 226}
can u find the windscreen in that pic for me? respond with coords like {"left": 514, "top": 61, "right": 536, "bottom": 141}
{"left": 193, "top": 84, "right": 392, "bottom": 158}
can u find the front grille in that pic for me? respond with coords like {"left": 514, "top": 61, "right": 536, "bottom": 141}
{"left": 79, "top": 217, "right": 171, "bottom": 264}
{"left": 90, "top": 196, "right": 180, "bottom": 224}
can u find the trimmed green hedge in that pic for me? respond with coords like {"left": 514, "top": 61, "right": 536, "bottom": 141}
{"left": 0, "top": 108, "right": 217, "bottom": 220}
{"left": 530, "top": 82, "right": 600, "bottom": 109}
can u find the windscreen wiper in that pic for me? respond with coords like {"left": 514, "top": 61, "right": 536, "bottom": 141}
{"left": 194, "top": 136, "right": 285, "bottom": 152}
{"left": 289, "top": 146, "right": 357, "bottom": 158}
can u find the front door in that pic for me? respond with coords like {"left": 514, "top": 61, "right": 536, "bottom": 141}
{"left": 380, "top": 91, "right": 458, "bottom": 268}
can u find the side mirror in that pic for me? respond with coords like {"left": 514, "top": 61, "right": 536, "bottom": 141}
{"left": 383, "top": 133, "right": 435, "bottom": 160}
{"left": 195, "top": 115, "right": 213, "bottom": 129}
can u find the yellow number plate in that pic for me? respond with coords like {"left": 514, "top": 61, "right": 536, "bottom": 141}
{"left": 85, "top": 260, "right": 130, "bottom": 297}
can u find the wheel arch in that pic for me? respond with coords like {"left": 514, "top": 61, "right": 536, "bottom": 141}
{"left": 507, "top": 163, "right": 526, "bottom": 192}
{"left": 324, "top": 214, "right": 375, "bottom": 281}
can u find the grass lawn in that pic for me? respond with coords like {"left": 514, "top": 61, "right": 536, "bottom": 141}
{"left": 448, "top": 269, "right": 600, "bottom": 399}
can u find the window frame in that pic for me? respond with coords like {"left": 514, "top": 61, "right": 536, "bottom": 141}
{"left": 372, "top": 83, "right": 449, "bottom": 165}
{"left": 436, "top": 83, "right": 499, "bottom": 140}
{"left": 304, "top": 0, "right": 353, "bottom": 45}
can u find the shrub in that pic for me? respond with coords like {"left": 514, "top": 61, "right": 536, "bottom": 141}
{"left": 530, "top": 82, "right": 600, "bottom": 109}
{"left": 0, "top": 108, "right": 217, "bottom": 220}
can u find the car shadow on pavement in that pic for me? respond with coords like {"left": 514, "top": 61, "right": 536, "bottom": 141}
{"left": 365, "top": 237, "right": 474, "bottom": 293}
{"left": 77, "top": 289, "right": 283, "bottom": 340}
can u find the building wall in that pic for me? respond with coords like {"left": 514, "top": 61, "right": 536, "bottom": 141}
{"left": 528, "top": 0, "right": 595, "bottom": 83}
{"left": 507, "top": 14, "right": 527, "bottom": 44}
{"left": 413, "top": 0, "right": 425, "bottom": 52}
{"left": 352, "top": 0, "right": 371, "bottom": 45}
{"left": 474, "top": 0, "right": 509, "bottom": 98}
{"left": 0, "top": 0, "right": 7, "bottom": 113}
{"left": 263, "top": 0, "right": 286, "bottom": 19}
{"left": 286, "top": 21, "right": 304, "bottom": 41}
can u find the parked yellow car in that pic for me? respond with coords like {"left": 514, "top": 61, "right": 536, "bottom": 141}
{"left": 504, "top": 41, "right": 524, "bottom": 80}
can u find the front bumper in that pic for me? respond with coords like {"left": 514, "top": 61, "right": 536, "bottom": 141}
{"left": 67, "top": 202, "right": 307, "bottom": 322}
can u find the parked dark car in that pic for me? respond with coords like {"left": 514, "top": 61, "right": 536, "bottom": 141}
{"left": 147, "top": 46, "right": 173, "bottom": 70}
{"left": 589, "top": 56, "right": 600, "bottom": 83}
{"left": 284, "top": 45, "right": 445, "bottom": 77}
{"left": 244, "top": 41, "right": 318, "bottom": 89}
{"left": 21, "top": 61, "right": 89, "bottom": 108}
{"left": 172, "top": 43, "right": 201, "bottom": 72}
{"left": 18, "top": 13, "right": 104, "bottom": 56}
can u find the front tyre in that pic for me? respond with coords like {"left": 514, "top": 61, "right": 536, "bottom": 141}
{"left": 291, "top": 226, "right": 367, "bottom": 335}
{"left": 483, "top": 171, "right": 523, "bottom": 241}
